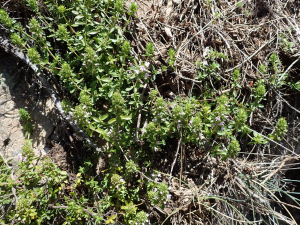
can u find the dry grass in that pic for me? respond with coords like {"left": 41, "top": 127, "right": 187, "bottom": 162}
{"left": 125, "top": 0, "right": 300, "bottom": 224}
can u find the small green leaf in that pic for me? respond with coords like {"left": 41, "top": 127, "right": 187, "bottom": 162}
{"left": 59, "top": 171, "right": 68, "bottom": 176}
{"left": 106, "top": 214, "right": 117, "bottom": 224}
{"left": 111, "top": 215, "right": 117, "bottom": 219}
{"left": 101, "top": 77, "right": 111, "bottom": 82}
{"left": 103, "top": 134, "right": 109, "bottom": 141}
{"left": 87, "top": 129, "right": 94, "bottom": 137}
{"left": 108, "top": 89, "right": 114, "bottom": 97}
{"left": 74, "top": 78, "right": 84, "bottom": 83}
{"left": 108, "top": 118, "right": 116, "bottom": 124}
{"left": 87, "top": 30, "right": 98, "bottom": 35}
{"left": 75, "top": 15, "right": 84, "bottom": 20}
{"left": 100, "top": 114, "right": 109, "bottom": 121}
{"left": 96, "top": 128, "right": 105, "bottom": 135}
{"left": 121, "top": 115, "right": 132, "bottom": 120}
{"left": 125, "top": 86, "right": 134, "bottom": 91}
{"left": 93, "top": 114, "right": 108, "bottom": 122}
{"left": 72, "top": 22, "right": 85, "bottom": 27}
{"left": 93, "top": 117, "right": 101, "bottom": 122}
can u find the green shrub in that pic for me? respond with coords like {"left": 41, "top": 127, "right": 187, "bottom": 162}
{"left": 0, "top": 0, "right": 292, "bottom": 223}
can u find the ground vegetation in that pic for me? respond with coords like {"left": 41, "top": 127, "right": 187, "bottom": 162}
{"left": 1, "top": 0, "right": 300, "bottom": 224}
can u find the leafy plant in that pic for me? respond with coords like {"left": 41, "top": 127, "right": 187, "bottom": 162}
{"left": 249, "top": 131, "right": 268, "bottom": 145}
{"left": 167, "top": 48, "right": 176, "bottom": 68}
{"left": 0, "top": 0, "right": 294, "bottom": 224}
{"left": 231, "top": 69, "right": 242, "bottom": 89}
{"left": 19, "top": 108, "right": 34, "bottom": 138}
{"left": 268, "top": 117, "right": 288, "bottom": 141}
{"left": 280, "top": 33, "right": 295, "bottom": 53}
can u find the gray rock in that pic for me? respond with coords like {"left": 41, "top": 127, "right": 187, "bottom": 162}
{"left": 0, "top": 51, "right": 59, "bottom": 168}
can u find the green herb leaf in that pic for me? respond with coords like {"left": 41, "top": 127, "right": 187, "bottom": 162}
{"left": 121, "top": 115, "right": 132, "bottom": 120}
{"left": 108, "top": 118, "right": 116, "bottom": 124}
{"left": 87, "top": 30, "right": 98, "bottom": 35}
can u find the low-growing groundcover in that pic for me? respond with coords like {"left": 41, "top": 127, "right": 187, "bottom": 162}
{"left": 1, "top": 0, "right": 300, "bottom": 224}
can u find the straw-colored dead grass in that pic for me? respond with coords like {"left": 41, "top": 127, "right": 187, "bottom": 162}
{"left": 125, "top": 0, "right": 300, "bottom": 224}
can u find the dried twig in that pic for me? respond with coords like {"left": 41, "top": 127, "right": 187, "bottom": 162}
{"left": 261, "top": 156, "right": 298, "bottom": 185}
{"left": 169, "top": 135, "right": 182, "bottom": 185}
{"left": 134, "top": 83, "right": 147, "bottom": 143}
